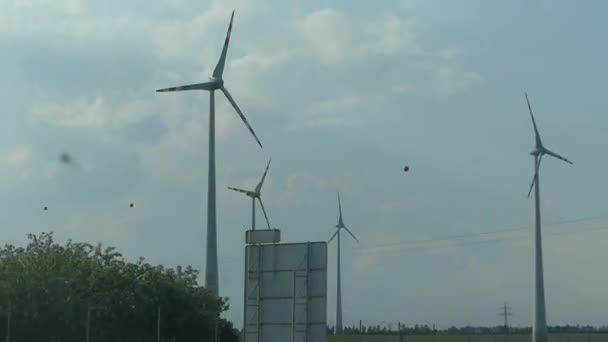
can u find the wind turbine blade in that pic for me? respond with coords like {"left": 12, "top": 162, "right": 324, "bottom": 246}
{"left": 156, "top": 81, "right": 215, "bottom": 92}
{"left": 527, "top": 155, "right": 542, "bottom": 198}
{"left": 221, "top": 86, "right": 263, "bottom": 148}
{"left": 212, "top": 10, "right": 235, "bottom": 79}
{"left": 258, "top": 198, "right": 271, "bottom": 230}
{"left": 337, "top": 191, "right": 343, "bottom": 224}
{"left": 526, "top": 177, "right": 535, "bottom": 199}
{"left": 526, "top": 174, "right": 536, "bottom": 199}
{"left": 343, "top": 226, "right": 359, "bottom": 243}
{"left": 227, "top": 186, "right": 252, "bottom": 195}
{"left": 544, "top": 148, "right": 573, "bottom": 165}
{"left": 258, "top": 159, "right": 271, "bottom": 189}
{"left": 524, "top": 92, "right": 543, "bottom": 147}
{"left": 328, "top": 230, "right": 338, "bottom": 243}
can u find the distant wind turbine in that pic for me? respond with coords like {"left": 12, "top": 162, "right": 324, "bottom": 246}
{"left": 329, "top": 192, "right": 358, "bottom": 335}
{"left": 524, "top": 92, "right": 573, "bottom": 342}
{"left": 227, "top": 160, "right": 272, "bottom": 230}
{"left": 156, "top": 10, "right": 263, "bottom": 296}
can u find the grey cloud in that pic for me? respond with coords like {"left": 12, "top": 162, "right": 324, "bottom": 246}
{"left": 118, "top": 115, "right": 168, "bottom": 144}
{"left": 1, "top": 34, "right": 159, "bottom": 97}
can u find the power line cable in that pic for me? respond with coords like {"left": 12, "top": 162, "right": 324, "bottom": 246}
{"left": 352, "top": 214, "right": 608, "bottom": 253}
{"left": 351, "top": 221, "right": 608, "bottom": 257}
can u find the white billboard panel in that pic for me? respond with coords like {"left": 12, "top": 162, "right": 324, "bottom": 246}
{"left": 243, "top": 242, "right": 327, "bottom": 342}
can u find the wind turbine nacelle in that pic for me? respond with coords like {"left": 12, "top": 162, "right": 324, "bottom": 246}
{"left": 209, "top": 77, "right": 224, "bottom": 86}
{"left": 246, "top": 229, "right": 281, "bottom": 245}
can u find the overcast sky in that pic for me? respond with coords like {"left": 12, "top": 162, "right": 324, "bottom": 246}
{"left": 2, "top": 0, "right": 608, "bottom": 329}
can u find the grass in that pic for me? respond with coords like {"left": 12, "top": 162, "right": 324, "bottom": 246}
{"left": 327, "top": 334, "right": 605, "bottom": 342}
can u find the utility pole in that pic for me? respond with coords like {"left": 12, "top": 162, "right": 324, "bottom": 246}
{"left": 157, "top": 305, "right": 161, "bottom": 342}
{"left": 359, "top": 320, "right": 363, "bottom": 342}
{"left": 499, "top": 302, "right": 513, "bottom": 341}
{"left": 86, "top": 302, "right": 92, "bottom": 342}
{"left": 215, "top": 313, "right": 219, "bottom": 342}
{"left": 5, "top": 299, "right": 10, "bottom": 342}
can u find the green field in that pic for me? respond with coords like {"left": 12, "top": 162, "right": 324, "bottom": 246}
{"left": 326, "top": 335, "right": 605, "bottom": 342}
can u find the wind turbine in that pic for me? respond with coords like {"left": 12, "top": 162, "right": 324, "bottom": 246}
{"left": 227, "top": 160, "right": 272, "bottom": 231}
{"left": 329, "top": 192, "right": 358, "bottom": 335}
{"left": 524, "top": 92, "right": 573, "bottom": 342}
{"left": 156, "top": 10, "right": 263, "bottom": 296}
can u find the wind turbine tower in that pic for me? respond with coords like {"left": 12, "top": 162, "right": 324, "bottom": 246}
{"left": 156, "top": 11, "right": 263, "bottom": 296}
{"left": 329, "top": 192, "right": 358, "bottom": 335}
{"left": 524, "top": 92, "right": 573, "bottom": 342}
{"left": 227, "top": 160, "right": 272, "bottom": 230}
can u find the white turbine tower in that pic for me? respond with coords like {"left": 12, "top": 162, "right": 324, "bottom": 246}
{"left": 156, "top": 10, "right": 263, "bottom": 296}
{"left": 329, "top": 192, "right": 358, "bottom": 335}
{"left": 227, "top": 159, "right": 272, "bottom": 230}
{"left": 524, "top": 92, "right": 573, "bottom": 342}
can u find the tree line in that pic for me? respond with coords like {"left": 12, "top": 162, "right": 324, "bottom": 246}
{"left": 330, "top": 324, "right": 608, "bottom": 336}
{"left": 0, "top": 232, "right": 238, "bottom": 342}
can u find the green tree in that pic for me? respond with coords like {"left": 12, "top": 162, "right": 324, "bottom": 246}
{"left": 0, "top": 232, "right": 238, "bottom": 342}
